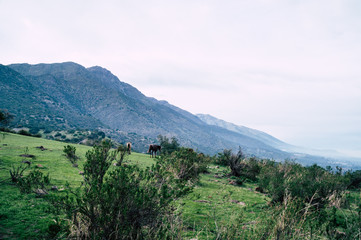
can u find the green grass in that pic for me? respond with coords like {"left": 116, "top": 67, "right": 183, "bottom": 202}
{"left": 179, "top": 166, "right": 270, "bottom": 239}
{"left": 0, "top": 132, "right": 271, "bottom": 239}
{"left": 3, "top": 132, "right": 359, "bottom": 239}
{"left": 0, "top": 132, "right": 157, "bottom": 239}
{"left": 0, "top": 132, "right": 88, "bottom": 239}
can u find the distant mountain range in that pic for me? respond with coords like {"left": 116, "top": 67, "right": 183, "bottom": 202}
{"left": 1, "top": 62, "right": 360, "bottom": 169}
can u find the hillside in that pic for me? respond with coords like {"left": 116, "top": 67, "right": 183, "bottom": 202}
{"left": 0, "top": 132, "right": 266, "bottom": 239}
{"left": 0, "top": 64, "right": 106, "bottom": 131}
{"left": 1, "top": 132, "right": 360, "bottom": 239}
{"left": 1, "top": 62, "right": 290, "bottom": 159}
{"left": 197, "top": 114, "right": 290, "bottom": 150}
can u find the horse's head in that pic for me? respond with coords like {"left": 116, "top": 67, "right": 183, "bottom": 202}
{"left": 147, "top": 144, "right": 153, "bottom": 153}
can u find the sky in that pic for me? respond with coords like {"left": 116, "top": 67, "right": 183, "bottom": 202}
{"left": 1, "top": 0, "right": 361, "bottom": 158}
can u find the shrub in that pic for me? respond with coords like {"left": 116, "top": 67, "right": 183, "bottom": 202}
{"left": 217, "top": 148, "right": 261, "bottom": 181}
{"left": 54, "top": 132, "right": 62, "bottom": 137}
{"left": 158, "top": 135, "right": 180, "bottom": 155}
{"left": 215, "top": 149, "right": 233, "bottom": 166}
{"left": 157, "top": 147, "right": 207, "bottom": 182}
{"left": 63, "top": 145, "right": 79, "bottom": 165}
{"left": 255, "top": 193, "right": 322, "bottom": 239}
{"left": 19, "top": 129, "right": 31, "bottom": 136}
{"left": 0, "top": 109, "right": 13, "bottom": 126}
{"left": 114, "top": 144, "right": 128, "bottom": 166}
{"left": 17, "top": 169, "right": 51, "bottom": 194}
{"left": 52, "top": 140, "right": 190, "bottom": 239}
{"left": 43, "top": 129, "right": 52, "bottom": 134}
{"left": 346, "top": 170, "right": 361, "bottom": 189}
{"left": 9, "top": 164, "right": 28, "bottom": 183}
{"left": 258, "top": 161, "right": 349, "bottom": 209}
{"left": 29, "top": 128, "right": 40, "bottom": 135}
{"left": 68, "top": 129, "right": 75, "bottom": 134}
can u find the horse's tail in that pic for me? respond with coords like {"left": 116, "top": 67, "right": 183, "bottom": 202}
{"left": 126, "top": 142, "right": 132, "bottom": 154}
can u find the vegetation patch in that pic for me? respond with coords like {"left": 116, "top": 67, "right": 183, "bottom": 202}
{"left": 0, "top": 132, "right": 360, "bottom": 239}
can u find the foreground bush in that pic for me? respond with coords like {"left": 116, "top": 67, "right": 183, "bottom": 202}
{"left": 52, "top": 140, "right": 191, "bottom": 239}
{"left": 217, "top": 148, "right": 261, "bottom": 181}
{"left": 258, "top": 161, "right": 349, "bottom": 208}
{"left": 157, "top": 147, "right": 208, "bottom": 183}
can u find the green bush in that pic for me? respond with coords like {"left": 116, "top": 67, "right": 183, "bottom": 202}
{"left": 0, "top": 109, "right": 13, "bottom": 126}
{"left": 258, "top": 161, "right": 349, "bottom": 209}
{"left": 63, "top": 145, "right": 79, "bottom": 165}
{"left": 9, "top": 164, "right": 28, "bottom": 183}
{"left": 54, "top": 132, "right": 62, "bottom": 137}
{"left": 114, "top": 144, "right": 128, "bottom": 166}
{"left": 19, "top": 129, "right": 32, "bottom": 136}
{"left": 158, "top": 135, "right": 180, "bottom": 155}
{"left": 29, "top": 128, "right": 40, "bottom": 135}
{"left": 217, "top": 148, "right": 261, "bottom": 181}
{"left": 346, "top": 170, "right": 361, "bottom": 189}
{"left": 17, "top": 169, "right": 51, "bottom": 194}
{"left": 158, "top": 147, "right": 207, "bottom": 182}
{"left": 52, "top": 140, "right": 190, "bottom": 239}
{"left": 215, "top": 149, "right": 233, "bottom": 166}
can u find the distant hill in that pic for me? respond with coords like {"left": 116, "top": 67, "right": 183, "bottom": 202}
{"left": 196, "top": 114, "right": 291, "bottom": 150}
{"left": 2, "top": 62, "right": 359, "bottom": 169}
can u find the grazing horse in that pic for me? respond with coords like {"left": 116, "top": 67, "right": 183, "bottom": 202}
{"left": 126, "top": 142, "right": 132, "bottom": 154}
{"left": 148, "top": 144, "right": 161, "bottom": 158}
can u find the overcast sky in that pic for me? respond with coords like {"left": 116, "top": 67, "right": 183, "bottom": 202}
{"left": 1, "top": 0, "right": 361, "bottom": 158}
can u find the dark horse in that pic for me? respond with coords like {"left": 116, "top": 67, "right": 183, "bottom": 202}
{"left": 148, "top": 144, "right": 161, "bottom": 158}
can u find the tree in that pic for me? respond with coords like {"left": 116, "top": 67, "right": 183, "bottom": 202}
{"left": 63, "top": 145, "right": 79, "bottom": 166}
{"left": 157, "top": 135, "right": 180, "bottom": 155}
{"left": 0, "top": 109, "right": 13, "bottom": 126}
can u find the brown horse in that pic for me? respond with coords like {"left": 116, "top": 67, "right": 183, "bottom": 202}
{"left": 148, "top": 144, "right": 161, "bottom": 158}
{"left": 126, "top": 142, "right": 132, "bottom": 154}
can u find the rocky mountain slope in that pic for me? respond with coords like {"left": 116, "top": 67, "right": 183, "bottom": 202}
{"left": 2, "top": 62, "right": 354, "bottom": 167}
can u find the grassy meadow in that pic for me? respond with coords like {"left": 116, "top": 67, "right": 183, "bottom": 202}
{"left": 0, "top": 131, "right": 360, "bottom": 239}
{"left": 0, "top": 132, "right": 153, "bottom": 239}
{"left": 0, "top": 132, "right": 272, "bottom": 239}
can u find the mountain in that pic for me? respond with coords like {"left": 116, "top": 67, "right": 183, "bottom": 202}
{"left": 196, "top": 114, "right": 361, "bottom": 170}
{"left": 1, "top": 62, "right": 224, "bottom": 153}
{"left": 0, "top": 64, "right": 106, "bottom": 131}
{"left": 2, "top": 62, "right": 359, "bottom": 169}
{"left": 196, "top": 114, "right": 291, "bottom": 150}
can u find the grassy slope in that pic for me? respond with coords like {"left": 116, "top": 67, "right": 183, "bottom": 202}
{"left": 0, "top": 132, "right": 269, "bottom": 239}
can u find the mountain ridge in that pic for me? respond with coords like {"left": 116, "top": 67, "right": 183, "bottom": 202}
{"left": 2, "top": 62, "right": 360, "bottom": 169}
